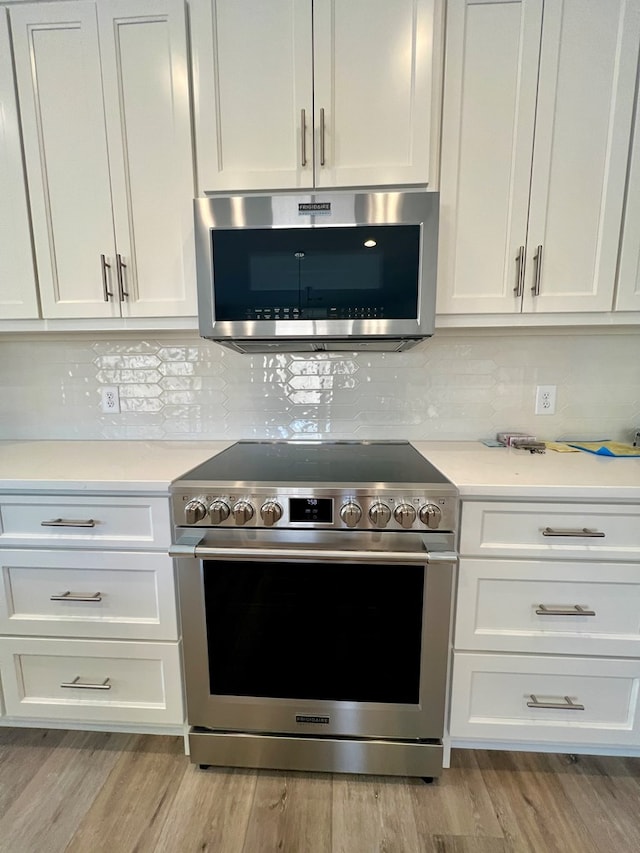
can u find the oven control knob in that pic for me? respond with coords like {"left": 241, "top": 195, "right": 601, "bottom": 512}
{"left": 260, "top": 501, "right": 283, "bottom": 526}
{"left": 369, "top": 502, "right": 391, "bottom": 528}
{"left": 394, "top": 503, "right": 417, "bottom": 529}
{"left": 209, "top": 499, "right": 230, "bottom": 525}
{"left": 184, "top": 499, "right": 207, "bottom": 525}
{"left": 419, "top": 503, "right": 442, "bottom": 529}
{"left": 340, "top": 501, "right": 362, "bottom": 528}
{"left": 232, "top": 500, "right": 254, "bottom": 525}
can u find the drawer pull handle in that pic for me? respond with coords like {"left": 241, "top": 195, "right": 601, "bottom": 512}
{"left": 527, "top": 694, "right": 584, "bottom": 711}
{"left": 50, "top": 591, "right": 102, "bottom": 603}
{"left": 536, "top": 604, "right": 596, "bottom": 617}
{"left": 542, "top": 527, "right": 605, "bottom": 538}
{"left": 41, "top": 518, "right": 96, "bottom": 528}
{"left": 60, "top": 676, "right": 111, "bottom": 690}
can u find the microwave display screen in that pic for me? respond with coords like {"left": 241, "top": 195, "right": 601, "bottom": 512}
{"left": 211, "top": 225, "right": 420, "bottom": 321}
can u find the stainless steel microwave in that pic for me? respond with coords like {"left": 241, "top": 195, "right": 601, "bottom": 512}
{"left": 194, "top": 190, "right": 439, "bottom": 353}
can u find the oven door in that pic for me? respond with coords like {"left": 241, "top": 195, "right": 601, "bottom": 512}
{"left": 172, "top": 530, "right": 455, "bottom": 741}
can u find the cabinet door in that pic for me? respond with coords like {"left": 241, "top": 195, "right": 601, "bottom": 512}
{"left": 10, "top": 1, "right": 118, "bottom": 319}
{"left": 98, "top": 0, "right": 196, "bottom": 317}
{"left": 450, "top": 652, "right": 640, "bottom": 747}
{"left": 616, "top": 76, "right": 640, "bottom": 311}
{"left": 523, "top": 0, "right": 640, "bottom": 313}
{"left": 0, "top": 10, "right": 39, "bottom": 319}
{"left": 436, "top": 0, "right": 542, "bottom": 315}
{"left": 313, "top": 0, "right": 441, "bottom": 188}
{"left": 191, "top": 0, "right": 313, "bottom": 193}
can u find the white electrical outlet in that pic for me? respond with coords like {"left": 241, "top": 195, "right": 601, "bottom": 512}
{"left": 535, "top": 385, "right": 556, "bottom": 415}
{"left": 100, "top": 386, "right": 120, "bottom": 414}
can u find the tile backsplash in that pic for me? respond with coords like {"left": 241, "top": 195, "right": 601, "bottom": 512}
{"left": 0, "top": 330, "right": 638, "bottom": 442}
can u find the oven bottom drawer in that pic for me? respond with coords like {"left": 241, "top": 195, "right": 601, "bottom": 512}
{"left": 189, "top": 729, "right": 444, "bottom": 778}
{"left": 450, "top": 652, "right": 640, "bottom": 747}
{"left": 0, "top": 637, "right": 183, "bottom": 725}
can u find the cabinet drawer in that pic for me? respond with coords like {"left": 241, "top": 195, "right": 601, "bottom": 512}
{"left": 0, "top": 495, "right": 170, "bottom": 550}
{"left": 0, "top": 550, "right": 177, "bottom": 641}
{"left": 0, "top": 637, "right": 183, "bottom": 725}
{"left": 450, "top": 652, "right": 640, "bottom": 746}
{"left": 460, "top": 502, "right": 640, "bottom": 560}
{"left": 455, "top": 558, "right": 640, "bottom": 657}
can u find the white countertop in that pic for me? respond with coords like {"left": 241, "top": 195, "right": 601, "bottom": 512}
{"left": 412, "top": 441, "right": 640, "bottom": 500}
{"left": 0, "top": 440, "right": 232, "bottom": 493}
{"left": 0, "top": 439, "right": 638, "bottom": 499}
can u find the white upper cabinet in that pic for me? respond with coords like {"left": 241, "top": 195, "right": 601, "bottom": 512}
{"left": 437, "top": 0, "right": 542, "bottom": 315}
{"left": 0, "top": 9, "right": 39, "bottom": 319}
{"left": 191, "top": 0, "right": 441, "bottom": 194}
{"left": 616, "top": 72, "right": 640, "bottom": 311}
{"left": 312, "top": 0, "right": 439, "bottom": 189}
{"left": 10, "top": 0, "right": 196, "bottom": 320}
{"left": 190, "top": 0, "right": 313, "bottom": 193}
{"left": 438, "top": 0, "right": 640, "bottom": 316}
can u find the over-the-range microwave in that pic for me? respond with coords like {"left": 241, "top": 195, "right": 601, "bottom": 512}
{"left": 194, "top": 190, "right": 439, "bottom": 353}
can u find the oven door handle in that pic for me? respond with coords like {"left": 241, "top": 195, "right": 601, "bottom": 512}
{"left": 169, "top": 543, "right": 456, "bottom": 565}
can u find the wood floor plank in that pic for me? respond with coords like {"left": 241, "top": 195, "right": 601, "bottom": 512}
{"left": 430, "top": 837, "right": 508, "bottom": 853}
{"left": 546, "top": 752, "right": 640, "bottom": 853}
{"left": 241, "top": 770, "right": 332, "bottom": 853}
{"left": 332, "top": 774, "right": 423, "bottom": 853}
{"left": 410, "top": 751, "right": 504, "bottom": 841}
{"left": 65, "top": 734, "right": 187, "bottom": 853}
{"left": 0, "top": 727, "right": 68, "bottom": 815}
{"left": 153, "top": 764, "right": 258, "bottom": 853}
{"left": 0, "top": 729, "right": 132, "bottom": 853}
{"left": 474, "top": 750, "right": 602, "bottom": 853}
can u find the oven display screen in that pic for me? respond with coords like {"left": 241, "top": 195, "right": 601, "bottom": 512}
{"left": 289, "top": 498, "right": 333, "bottom": 523}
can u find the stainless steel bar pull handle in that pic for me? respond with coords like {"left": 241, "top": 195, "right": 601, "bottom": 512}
{"left": 60, "top": 676, "right": 111, "bottom": 690}
{"left": 536, "top": 604, "right": 596, "bottom": 616}
{"left": 51, "top": 591, "right": 102, "bottom": 603}
{"left": 531, "top": 244, "right": 543, "bottom": 295}
{"left": 100, "top": 255, "right": 112, "bottom": 301}
{"left": 301, "top": 108, "right": 307, "bottom": 167}
{"left": 527, "top": 694, "right": 584, "bottom": 711}
{"left": 41, "top": 518, "right": 96, "bottom": 528}
{"left": 542, "top": 527, "right": 605, "bottom": 538}
{"left": 116, "top": 254, "right": 128, "bottom": 300}
{"left": 170, "top": 542, "right": 456, "bottom": 566}
{"left": 320, "top": 107, "right": 326, "bottom": 166}
{"left": 514, "top": 245, "right": 525, "bottom": 296}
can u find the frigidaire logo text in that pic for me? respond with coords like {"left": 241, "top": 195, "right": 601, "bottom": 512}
{"left": 298, "top": 202, "right": 331, "bottom": 214}
{"left": 296, "top": 714, "right": 330, "bottom": 725}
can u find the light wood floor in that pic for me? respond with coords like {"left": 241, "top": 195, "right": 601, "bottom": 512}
{"left": 0, "top": 728, "right": 639, "bottom": 853}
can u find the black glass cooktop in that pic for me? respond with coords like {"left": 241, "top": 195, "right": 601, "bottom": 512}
{"left": 177, "top": 441, "right": 450, "bottom": 486}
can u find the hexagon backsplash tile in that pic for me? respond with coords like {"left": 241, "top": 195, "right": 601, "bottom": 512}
{"left": 0, "top": 331, "right": 638, "bottom": 441}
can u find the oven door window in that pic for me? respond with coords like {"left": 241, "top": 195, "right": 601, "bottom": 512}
{"left": 210, "top": 225, "right": 420, "bottom": 321}
{"left": 203, "top": 560, "right": 424, "bottom": 704}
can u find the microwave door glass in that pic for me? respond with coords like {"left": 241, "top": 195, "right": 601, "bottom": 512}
{"left": 210, "top": 225, "right": 420, "bottom": 322}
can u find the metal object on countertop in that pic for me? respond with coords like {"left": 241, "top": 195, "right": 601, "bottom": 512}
{"left": 510, "top": 439, "right": 546, "bottom": 454}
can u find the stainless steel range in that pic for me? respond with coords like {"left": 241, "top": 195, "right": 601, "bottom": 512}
{"left": 170, "top": 440, "right": 458, "bottom": 779}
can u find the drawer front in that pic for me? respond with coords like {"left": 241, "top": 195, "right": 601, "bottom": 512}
{"left": 0, "top": 550, "right": 177, "bottom": 641}
{"left": 450, "top": 652, "right": 640, "bottom": 746}
{"left": 460, "top": 501, "right": 640, "bottom": 560}
{"left": 0, "top": 637, "right": 183, "bottom": 725}
{"left": 455, "top": 558, "right": 640, "bottom": 657}
{"left": 0, "top": 495, "right": 170, "bottom": 550}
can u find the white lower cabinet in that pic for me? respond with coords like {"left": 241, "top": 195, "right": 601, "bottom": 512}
{"left": 0, "top": 550, "right": 178, "bottom": 641}
{"left": 0, "top": 490, "right": 183, "bottom": 732}
{"left": 455, "top": 558, "right": 640, "bottom": 658}
{"left": 0, "top": 637, "right": 183, "bottom": 725}
{"left": 450, "top": 653, "right": 640, "bottom": 747}
{"left": 450, "top": 499, "right": 640, "bottom": 754}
